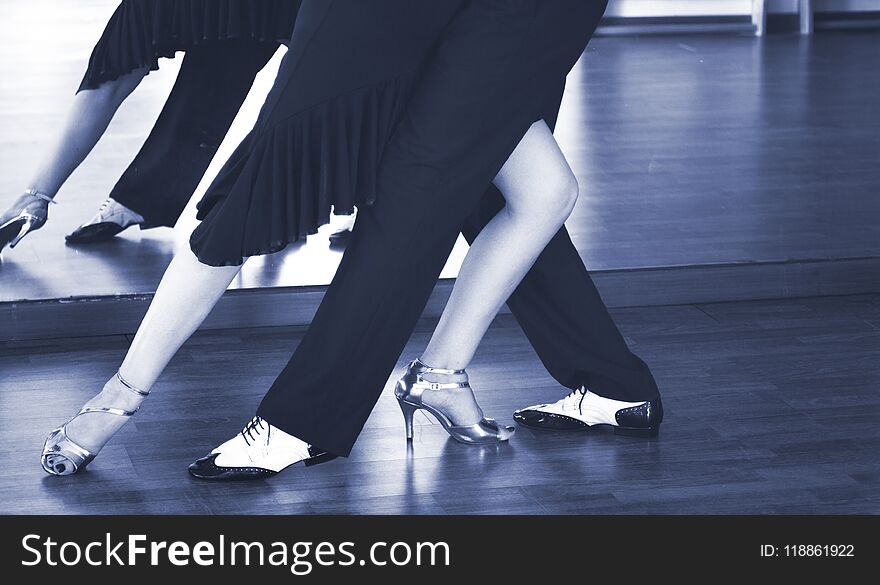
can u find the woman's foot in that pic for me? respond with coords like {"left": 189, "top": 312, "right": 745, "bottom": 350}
{"left": 41, "top": 372, "right": 149, "bottom": 475}
{"left": 66, "top": 197, "right": 144, "bottom": 243}
{"left": 64, "top": 374, "right": 147, "bottom": 452}
{"left": 0, "top": 190, "right": 53, "bottom": 252}
{"left": 395, "top": 359, "right": 514, "bottom": 444}
{"left": 419, "top": 369, "right": 485, "bottom": 426}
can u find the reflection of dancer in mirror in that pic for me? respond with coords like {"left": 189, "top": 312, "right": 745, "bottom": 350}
{"left": 41, "top": 0, "right": 663, "bottom": 479}
{"left": 328, "top": 208, "right": 356, "bottom": 248}
{"left": 0, "top": 0, "right": 299, "bottom": 253}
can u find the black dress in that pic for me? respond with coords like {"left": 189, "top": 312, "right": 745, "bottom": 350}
{"left": 75, "top": 0, "right": 300, "bottom": 228}
{"left": 188, "top": 0, "right": 465, "bottom": 266}
{"left": 183, "top": 0, "right": 659, "bottom": 457}
{"left": 78, "top": 0, "right": 299, "bottom": 92}
{"left": 245, "top": 0, "right": 661, "bottom": 457}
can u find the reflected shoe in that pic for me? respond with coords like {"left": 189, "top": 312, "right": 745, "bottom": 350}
{"left": 41, "top": 372, "right": 150, "bottom": 476}
{"left": 514, "top": 387, "right": 663, "bottom": 437}
{"left": 188, "top": 417, "right": 337, "bottom": 481}
{"left": 65, "top": 197, "right": 144, "bottom": 243}
{"left": 328, "top": 210, "right": 356, "bottom": 248}
{"left": 395, "top": 359, "right": 514, "bottom": 445}
{"left": 0, "top": 189, "right": 54, "bottom": 252}
{"left": 328, "top": 227, "right": 352, "bottom": 247}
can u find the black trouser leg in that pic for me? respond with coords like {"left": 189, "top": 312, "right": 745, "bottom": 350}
{"left": 257, "top": 0, "right": 626, "bottom": 456}
{"left": 459, "top": 80, "right": 658, "bottom": 403}
{"left": 461, "top": 188, "right": 659, "bottom": 402}
{"left": 111, "top": 42, "right": 278, "bottom": 228}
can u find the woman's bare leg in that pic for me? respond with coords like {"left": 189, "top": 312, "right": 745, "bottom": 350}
{"left": 1, "top": 71, "right": 149, "bottom": 251}
{"left": 61, "top": 246, "right": 242, "bottom": 453}
{"left": 28, "top": 69, "right": 148, "bottom": 198}
{"left": 419, "top": 120, "right": 578, "bottom": 423}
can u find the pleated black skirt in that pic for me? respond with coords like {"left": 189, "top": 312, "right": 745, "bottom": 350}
{"left": 189, "top": 0, "right": 465, "bottom": 266}
{"left": 78, "top": 0, "right": 300, "bottom": 92}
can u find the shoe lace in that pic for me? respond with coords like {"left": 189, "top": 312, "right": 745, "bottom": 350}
{"left": 240, "top": 416, "right": 269, "bottom": 446}
{"left": 98, "top": 198, "right": 119, "bottom": 217}
{"left": 561, "top": 386, "right": 588, "bottom": 413}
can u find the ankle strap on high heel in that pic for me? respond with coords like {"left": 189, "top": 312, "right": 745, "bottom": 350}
{"left": 396, "top": 359, "right": 470, "bottom": 406}
{"left": 413, "top": 358, "right": 466, "bottom": 376}
{"left": 23, "top": 188, "right": 56, "bottom": 204}
{"left": 116, "top": 371, "right": 150, "bottom": 397}
{"left": 409, "top": 359, "right": 469, "bottom": 393}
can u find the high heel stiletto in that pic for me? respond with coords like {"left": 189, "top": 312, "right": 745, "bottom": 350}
{"left": 41, "top": 372, "right": 149, "bottom": 476}
{"left": 394, "top": 359, "right": 514, "bottom": 445}
{"left": 0, "top": 189, "right": 54, "bottom": 252}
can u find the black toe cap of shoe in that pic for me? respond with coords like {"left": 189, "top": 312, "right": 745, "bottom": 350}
{"left": 615, "top": 398, "right": 664, "bottom": 428}
{"left": 65, "top": 222, "right": 129, "bottom": 244}
{"left": 187, "top": 453, "right": 276, "bottom": 481}
{"left": 513, "top": 409, "right": 590, "bottom": 431}
{"left": 328, "top": 229, "right": 352, "bottom": 243}
{"left": 328, "top": 230, "right": 352, "bottom": 249}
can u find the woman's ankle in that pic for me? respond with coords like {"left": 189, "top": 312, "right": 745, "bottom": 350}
{"left": 89, "top": 372, "right": 147, "bottom": 411}
{"left": 416, "top": 356, "right": 469, "bottom": 384}
{"left": 25, "top": 184, "right": 56, "bottom": 197}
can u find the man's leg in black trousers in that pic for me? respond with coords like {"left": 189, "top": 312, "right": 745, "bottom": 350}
{"left": 110, "top": 43, "right": 278, "bottom": 228}
{"left": 461, "top": 186, "right": 659, "bottom": 403}
{"left": 459, "top": 81, "right": 658, "bottom": 404}
{"left": 256, "top": 0, "right": 614, "bottom": 456}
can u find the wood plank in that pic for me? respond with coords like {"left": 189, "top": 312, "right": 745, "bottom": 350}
{"left": 1, "top": 294, "right": 877, "bottom": 514}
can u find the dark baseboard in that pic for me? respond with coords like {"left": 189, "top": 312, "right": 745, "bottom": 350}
{"left": 597, "top": 15, "right": 755, "bottom": 36}
{"left": 599, "top": 15, "right": 753, "bottom": 28}
{"left": 816, "top": 11, "right": 880, "bottom": 30}
{"left": 2, "top": 256, "right": 878, "bottom": 342}
{"left": 595, "top": 12, "right": 880, "bottom": 37}
{"left": 765, "top": 11, "right": 880, "bottom": 35}
{"left": 766, "top": 13, "right": 802, "bottom": 34}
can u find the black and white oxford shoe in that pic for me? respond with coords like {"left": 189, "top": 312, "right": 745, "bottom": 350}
{"left": 65, "top": 197, "right": 145, "bottom": 243}
{"left": 188, "top": 416, "right": 336, "bottom": 481}
{"left": 513, "top": 387, "right": 663, "bottom": 437}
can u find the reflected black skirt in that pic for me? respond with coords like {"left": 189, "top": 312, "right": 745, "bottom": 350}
{"left": 78, "top": 0, "right": 300, "bottom": 92}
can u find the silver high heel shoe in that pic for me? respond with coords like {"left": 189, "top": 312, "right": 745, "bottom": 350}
{"left": 41, "top": 372, "right": 149, "bottom": 476}
{"left": 0, "top": 188, "right": 55, "bottom": 252}
{"left": 394, "top": 359, "right": 514, "bottom": 445}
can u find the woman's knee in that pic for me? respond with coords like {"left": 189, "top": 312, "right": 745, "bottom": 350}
{"left": 509, "top": 169, "right": 578, "bottom": 224}
{"left": 553, "top": 171, "right": 580, "bottom": 219}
